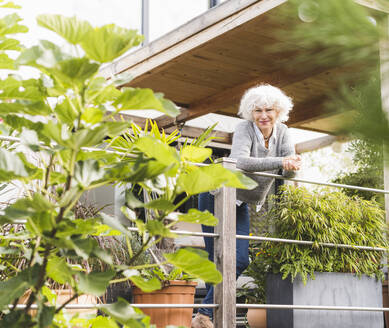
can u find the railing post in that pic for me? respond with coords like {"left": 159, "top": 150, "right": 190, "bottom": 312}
{"left": 214, "top": 157, "right": 237, "bottom": 328}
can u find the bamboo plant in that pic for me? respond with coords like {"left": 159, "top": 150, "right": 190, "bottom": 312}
{"left": 256, "top": 186, "right": 388, "bottom": 285}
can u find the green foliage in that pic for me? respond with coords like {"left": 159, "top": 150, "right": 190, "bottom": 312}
{"left": 0, "top": 12, "right": 27, "bottom": 70}
{"left": 237, "top": 247, "right": 267, "bottom": 304}
{"left": 258, "top": 186, "right": 388, "bottom": 285}
{"left": 129, "top": 275, "right": 162, "bottom": 292}
{"left": 0, "top": 6, "right": 256, "bottom": 326}
{"left": 332, "top": 75, "right": 389, "bottom": 154}
{"left": 77, "top": 270, "right": 116, "bottom": 296}
{"left": 278, "top": 0, "right": 381, "bottom": 69}
{"left": 36, "top": 15, "right": 143, "bottom": 63}
{"left": 274, "top": 0, "right": 389, "bottom": 151}
{"left": 100, "top": 298, "right": 149, "bottom": 327}
{"left": 164, "top": 248, "right": 222, "bottom": 284}
{"left": 142, "top": 266, "right": 192, "bottom": 285}
{"left": 177, "top": 164, "right": 257, "bottom": 196}
{"left": 333, "top": 139, "right": 384, "bottom": 205}
{"left": 178, "top": 209, "right": 218, "bottom": 226}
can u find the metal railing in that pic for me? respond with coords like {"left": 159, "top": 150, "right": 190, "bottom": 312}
{"left": 2, "top": 135, "right": 389, "bottom": 327}
{"left": 211, "top": 158, "right": 389, "bottom": 328}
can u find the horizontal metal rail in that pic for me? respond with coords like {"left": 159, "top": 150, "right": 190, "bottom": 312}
{"left": 8, "top": 223, "right": 387, "bottom": 252}
{"left": 236, "top": 304, "right": 389, "bottom": 312}
{"left": 8, "top": 222, "right": 219, "bottom": 238}
{"left": 196, "top": 161, "right": 389, "bottom": 194}
{"left": 10, "top": 303, "right": 218, "bottom": 310}
{"left": 1, "top": 135, "right": 388, "bottom": 195}
{"left": 0, "top": 135, "right": 135, "bottom": 159}
{"left": 127, "top": 226, "right": 219, "bottom": 238}
{"left": 236, "top": 234, "right": 388, "bottom": 252}
{"left": 248, "top": 171, "right": 389, "bottom": 195}
{"left": 11, "top": 303, "right": 389, "bottom": 312}
{"left": 0, "top": 135, "right": 21, "bottom": 143}
{"left": 125, "top": 304, "right": 217, "bottom": 309}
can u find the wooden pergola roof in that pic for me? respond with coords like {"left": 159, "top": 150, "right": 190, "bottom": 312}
{"left": 101, "top": 0, "right": 386, "bottom": 141}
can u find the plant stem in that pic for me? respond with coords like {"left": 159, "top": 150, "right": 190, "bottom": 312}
{"left": 148, "top": 236, "right": 163, "bottom": 249}
{"left": 23, "top": 248, "right": 50, "bottom": 314}
{"left": 63, "top": 190, "right": 83, "bottom": 217}
{"left": 27, "top": 236, "right": 41, "bottom": 267}
{"left": 85, "top": 181, "right": 110, "bottom": 191}
{"left": 128, "top": 261, "right": 168, "bottom": 271}
{"left": 127, "top": 236, "right": 152, "bottom": 266}
{"left": 4, "top": 258, "right": 21, "bottom": 273}
{"left": 24, "top": 149, "right": 79, "bottom": 314}
{"left": 43, "top": 154, "right": 55, "bottom": 191}
{"left": 172, "top": 195, "right": 190, "bottom": 212}
{"left": 126, "top": 236, "right": 133, "bottom": 258}
{"left": 55, "top": 292, "right": 79, "bottom": 314}
{"left": 109, "top": 277, "right": 132, "bottom": 284}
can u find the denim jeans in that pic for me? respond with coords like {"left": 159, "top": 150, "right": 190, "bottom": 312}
{"left": 197, "top": 192, "right": 250, "bottom": 319}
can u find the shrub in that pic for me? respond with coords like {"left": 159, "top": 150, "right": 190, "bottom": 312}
{"left": 256, "top": 186, "right": 388, "bottom": 284}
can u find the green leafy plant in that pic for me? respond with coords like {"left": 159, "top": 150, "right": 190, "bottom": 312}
{"left": 258, "top": 185, "right": 388, "bottom": 285}
{"left": 237, "top": 246, "right": 267, "bottom": 305}
{"left": 0, "top": 6, "right": 257, "bottom": 328}
{"left": 143, "top": 267, "right": 193, "bottom": 285}
{"left": 333, "top": 139, "right": 384, "bottom": 206}
{"left": 273, "top": 0, "right": 389, "bottom": 152}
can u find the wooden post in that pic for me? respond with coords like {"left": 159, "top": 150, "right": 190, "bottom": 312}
{"left": 214, "top": 157, "right": 237, "bottom": 328}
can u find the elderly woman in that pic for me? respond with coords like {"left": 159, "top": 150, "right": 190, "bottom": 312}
{"left": 192, "top": 84, "right": 301, "bottom": 328}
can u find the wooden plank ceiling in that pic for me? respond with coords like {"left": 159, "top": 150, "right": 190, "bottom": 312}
{"left": 101, "top": 0, "right": 383, "bottom": 139}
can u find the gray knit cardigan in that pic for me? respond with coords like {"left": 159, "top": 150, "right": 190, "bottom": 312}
{"left": 229, "top": 120, "right": 296, "bottom": 204}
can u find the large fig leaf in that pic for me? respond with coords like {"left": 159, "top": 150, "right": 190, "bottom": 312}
{"left": 37, "top": 15, "right": 92, "bottom": 45}
{"left": 165, "top": 248, "right": 222, "bottom": 284}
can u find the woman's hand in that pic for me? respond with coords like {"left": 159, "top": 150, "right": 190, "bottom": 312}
{"left": 282, "top": 155, "right": 302, "bottom": 171}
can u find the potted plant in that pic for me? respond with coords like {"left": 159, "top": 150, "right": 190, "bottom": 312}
{"left": 0, "top": 3, "right": 258, "bottom": 326}
{"left": 238, "top": 245, "right": 267, "bottom": 328}
{"left": 132, "top": 266, "right": 197, "bottom": 328}
{"left": 258, "top": 185, "right": 388, "bottom": 328}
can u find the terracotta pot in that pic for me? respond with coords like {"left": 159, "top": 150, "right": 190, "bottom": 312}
{"left": 132, "top": 280, "right": 197, "bottom": 328}
{"left": 246, "top": 308, "right": 267, "bottom": 328}
{"left": 19, "top": 289, "right": 98, "bottom": 316}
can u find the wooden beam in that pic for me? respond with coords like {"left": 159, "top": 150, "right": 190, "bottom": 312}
{"left": 113, "top": 113, "right": 147, "bottom": 126}
{"left": 155, "top": 94, "right": 328, "bottom": 130}
{"left": 100, "top": 0, "right": 263, "bottom": 79}
{"left": 113, "top": 112, "right": 232, "bottom": 144}
{"left": 165, "top": 125, "right": 232, "bottom": 144}
{"left": 155, "top": 108, "right": 192, "bottom": 129}
{"left": 100, "top": 0, "right": 387, "bottom": 81}
{"left": 115, "top": 111, "right": 351, "bottom": 153}
{"left": 288, "top": 96, "right": 330, "bottom": 127}
{"left": 156, "top": 58, "right": 355, "bottom": 127}
{"left": 101, "top": 0, "right": 287, "bottom": 83}
{"left": 295, "top": 135, "right": 348, "bottom": 154}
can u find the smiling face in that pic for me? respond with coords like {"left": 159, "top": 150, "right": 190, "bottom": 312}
{"left": 252, "top": 107, "right": 279, "bottom": 131}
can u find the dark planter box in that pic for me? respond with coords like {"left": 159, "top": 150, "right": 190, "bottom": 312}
{"left": 104, "top": 282, "right": 132, "bottom": 303}
{"left": 266, "top": 273, "right": 383, "bottom": 328}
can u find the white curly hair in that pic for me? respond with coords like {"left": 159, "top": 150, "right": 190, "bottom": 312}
{"left": 238, "top": 84, "right": 293, "bottom": 123}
